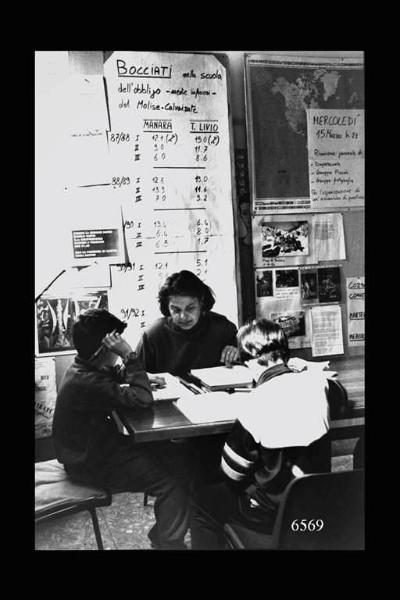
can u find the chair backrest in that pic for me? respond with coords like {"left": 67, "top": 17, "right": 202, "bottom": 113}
{"left": 327, "top": 377, "right": 348, "bottom": 419}
{"left": 273, "top": 469, "right": 364, "bottom": 550}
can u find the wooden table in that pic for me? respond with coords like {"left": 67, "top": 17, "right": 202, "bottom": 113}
{"left": 117, "top": 356, "right": 365, "bottom": 444}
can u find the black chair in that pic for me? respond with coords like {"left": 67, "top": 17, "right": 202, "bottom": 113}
{"left": 35, "top": 460, "right": 112, "bottom": 550}
{"left": 223, "top": 469, "right": 364, "bottom": 550}
{"left": 327, "top": 377, "right": 349, "bottom": 419}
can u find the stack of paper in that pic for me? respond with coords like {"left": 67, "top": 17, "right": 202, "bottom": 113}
{"left": 190, "top": 365, "right": 254, "bottom": 391}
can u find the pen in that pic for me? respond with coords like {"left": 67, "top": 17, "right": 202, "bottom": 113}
{"left": 178, "top": 378, "right": 201, "bottom": 395}
{"left": 89, "top": 329, "right": 118, "bottom": 362}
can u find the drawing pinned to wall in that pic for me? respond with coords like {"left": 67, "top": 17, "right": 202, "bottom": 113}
{"left": 317, "top": 266, "right": 341, "bottom": 303}
{"left": 35, "top": 289, "right": 109, "bottom": 356}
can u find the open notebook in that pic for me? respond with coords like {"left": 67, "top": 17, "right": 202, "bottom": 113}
{"left": 190, "top": 364, "right": 254, "bottom": 391}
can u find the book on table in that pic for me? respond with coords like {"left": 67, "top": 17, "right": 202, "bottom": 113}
{"left": 190, "top": 364, "right": 254, "bottom": 391}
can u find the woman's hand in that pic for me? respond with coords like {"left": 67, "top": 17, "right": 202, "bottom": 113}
{"left": 220, "top": 345, "right": 240, "bottom": 367}
{"left": 102, "top": 331, "right": 134, "bottom": 361}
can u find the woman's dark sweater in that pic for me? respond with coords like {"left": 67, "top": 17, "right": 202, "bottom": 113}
{"left": 135, "top": 311, "right": 238, "bottom": 376}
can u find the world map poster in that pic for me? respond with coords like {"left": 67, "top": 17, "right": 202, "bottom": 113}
{"left": 245, "top": 55, "right": 364, "bottom": 213}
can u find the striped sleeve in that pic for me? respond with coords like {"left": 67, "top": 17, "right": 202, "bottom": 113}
{"left": 221, "top": 419, "right": 258, "bottom": 482}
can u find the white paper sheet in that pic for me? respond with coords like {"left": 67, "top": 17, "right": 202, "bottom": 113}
{"left": 307, "top": 108, "right": 364, "bottom": 209}
{"left": 313, "top": 213, "right": 346, "bottom": 261}
{"left": 311, "top": 305, "right": 344, "bottom": 357}
{"left": 175, "top": 391, "right": 251, "bottom": 424}
{"left": 149, "top": 373, "right": 193, "bottom": 402}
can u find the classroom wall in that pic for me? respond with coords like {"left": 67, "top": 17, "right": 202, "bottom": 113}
{"left": 36, "top": 50, "right": 364, "bottom": 389}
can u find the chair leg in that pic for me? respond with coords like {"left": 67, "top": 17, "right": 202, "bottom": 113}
{"left": 89, "top": 508, "right": 104, "bottom": 550}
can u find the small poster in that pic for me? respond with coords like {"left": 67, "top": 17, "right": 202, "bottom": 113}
{"left": 346, "top": 276, "right": 365, "bottom": 346}
{"left": 311, "top": 304, "right": 344, "bottom": 357}
{"left": 66, "top": 187, "right": 125, "bottom": 266}
{"left": 307, "top": 108, "right": 364, "bottom": 210}
{"left": 300, "top": 269, "right": 318, "bottom": 303}
{"left": 35, "top": 289, "right": 109, "bottom": 355}
{"left": 256, "top": 270, "right": 273, "bottom": 297}
{"left": 275, "top": 269, "right": 300, "bottom": 300}
{"left": 317, "top": 267, "right": 341, "bottom": 303}
{"left": 35, "top": 357, "right": 57, "bottom": 439}
{"left": 72, "top": 229, "right": 121, "bottom": 260}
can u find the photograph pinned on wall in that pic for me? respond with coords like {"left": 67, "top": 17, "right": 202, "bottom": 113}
{"left": 317, "top": 267, "right": 341, "bottom": 303}
{"left": 270, "top": 310, "right": 306, "bottom": 339}
{"left": 300, "top": 269, "right": 318, "bottom": 303}
{"left": 256, "top": 270, "right": 273, "bottom": 297}
{"left": 260, "top": 220, "right": 309, "bottom": 259}
{"left": 274, "top": 269, "right": 300, "bottom": 299}
{"left": 35, "top": 289, "right": 109, "bottom": 356}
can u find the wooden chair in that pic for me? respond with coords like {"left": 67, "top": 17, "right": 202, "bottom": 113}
{"left": 35, "top": 460, "right": 112, "bottom": 550}
{"left": 223, "top": 469, "right": 364, "bottom": 550}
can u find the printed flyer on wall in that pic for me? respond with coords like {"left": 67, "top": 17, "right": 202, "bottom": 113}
{"left": 35, "top": 357, "right": 57, "bottom": 439}
{"left": 310, "top": 304, "right": 344, "bottom": 357}
{"left": 346, "top": 276, "right": 365, "bottom": 346}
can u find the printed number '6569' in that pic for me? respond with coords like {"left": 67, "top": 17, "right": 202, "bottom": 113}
{"left": 291, "top": 519, "right": 324, "bottom": 532}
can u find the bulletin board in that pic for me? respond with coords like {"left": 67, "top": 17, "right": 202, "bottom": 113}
{"left": 35, "top": 51, "right": 241, "bottom": 357}
{"left": 244, "top": 53, "right": 364, "bottom": 358}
